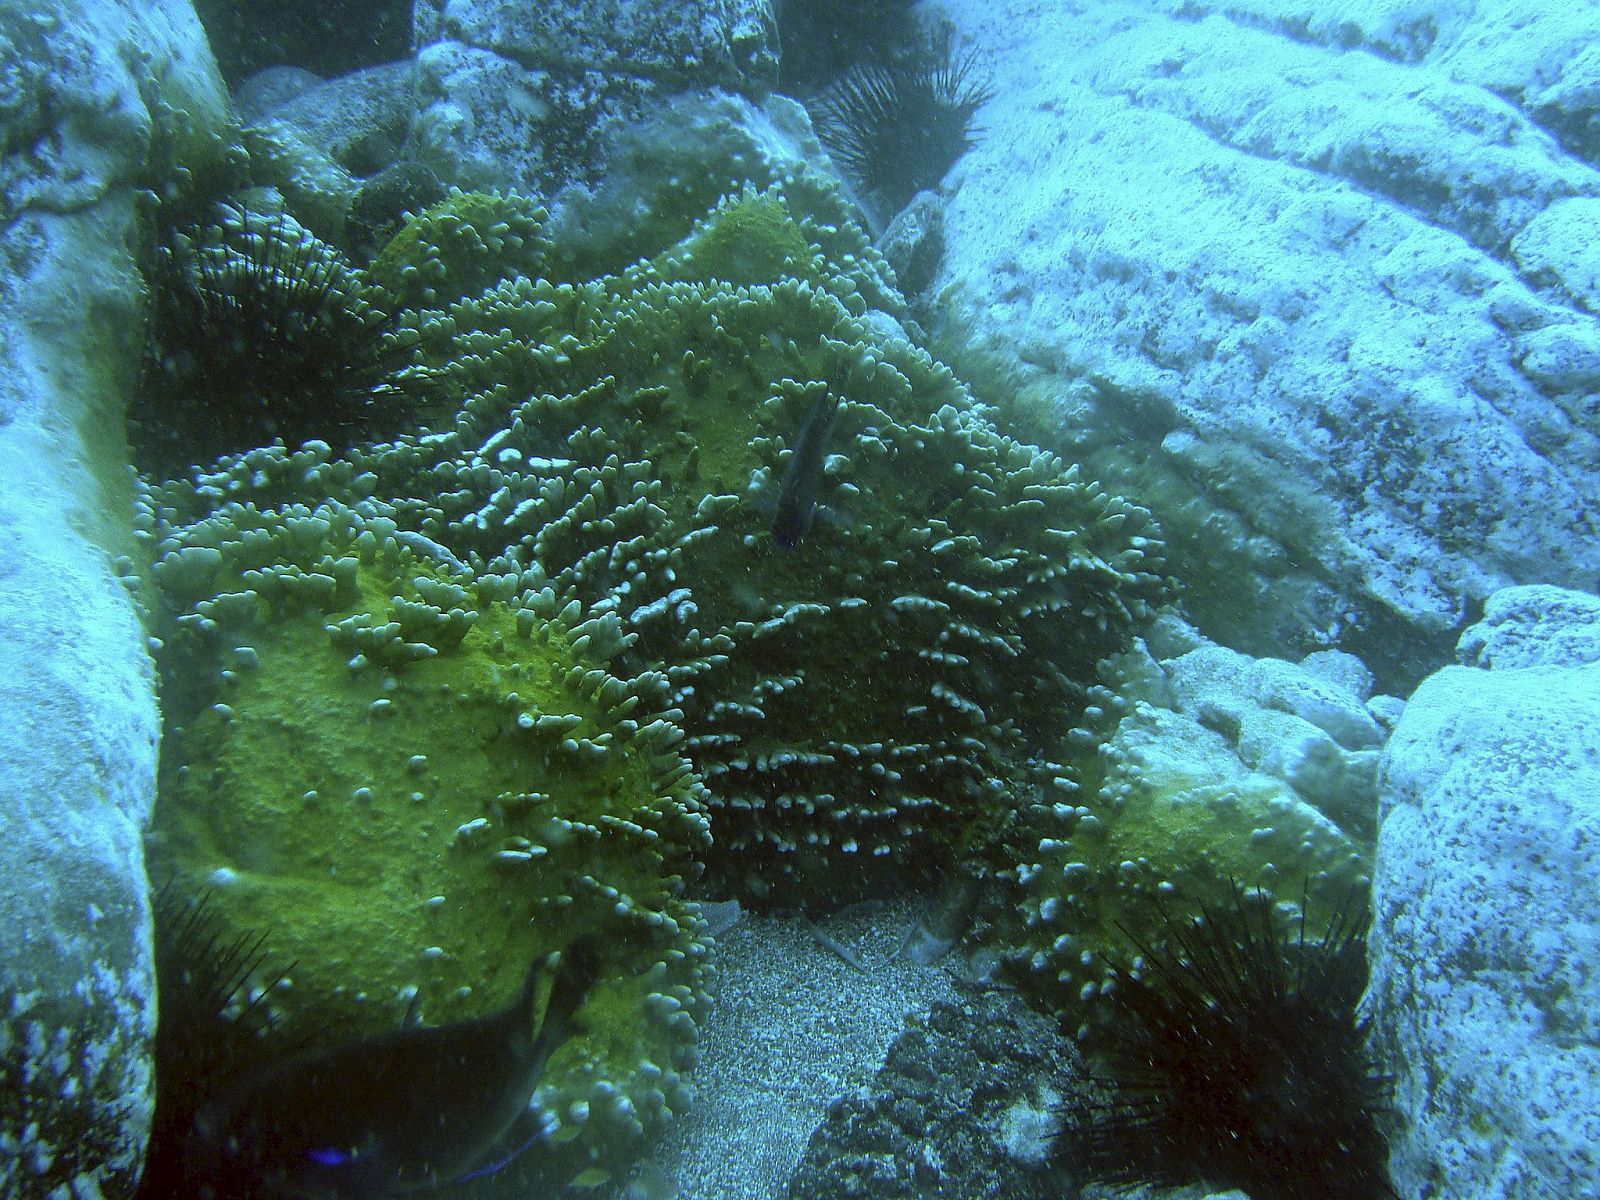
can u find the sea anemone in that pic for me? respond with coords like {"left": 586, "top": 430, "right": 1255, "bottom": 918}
{"left": 1059, "top": 881, "right": 1395, "bottom": 1200}
{"left": 133, "top": 204, "right": 413, "bottom": 476}
{"left": 811, "top": 29, "right": 994, "bottom": 218}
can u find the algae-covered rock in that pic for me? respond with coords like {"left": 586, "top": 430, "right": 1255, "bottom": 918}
{"left": 1005, "top": 627, "right": 1377, "bottom": 1036}
{"left": 412, "top": 0, "right": 778, "bottom": 194}
{"left": 0, "top": 1, "right": 228, "bottom": 1194}
{"left": 141, "top": 483, "right": 713, "bottom": 1187}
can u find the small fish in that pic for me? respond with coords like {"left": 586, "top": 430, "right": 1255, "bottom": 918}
{"left": 772, "top": 389, "right": 840, "bottom": 549}
{"left": 896, "top": 872, "right": 978, "bottom": 965}
{"left": 185, "top": 941, "right": 600, "bottom": 1199}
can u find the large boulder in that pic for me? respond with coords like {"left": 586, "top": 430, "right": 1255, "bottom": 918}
{"left": 0, "top": 1, "right": 228, "bottom": 1195}
{"left": 926, "top": 0, "right": 1600, "bottom": 690}
{"left": 1371, "top": 585, "right": 1600, "bottom": 1198}
{"left": 412, "top": 0, "right": 779, "bottom": 193}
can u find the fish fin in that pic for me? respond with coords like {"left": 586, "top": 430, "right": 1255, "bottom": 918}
{"left": 541, "top": 938, "right": 603, "bottom": 1038}
{"left": 399, "top": 986, "right": 423, "bottom": 1030}
{"left": 513, "top": 952, "right": 557, "bottom": 1027}
{"left": 458, "top": 1108, "right": 556, "bottom": 1183}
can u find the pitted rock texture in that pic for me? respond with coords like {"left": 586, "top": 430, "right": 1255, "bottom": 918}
{"left": 927, "top": 0, "right": 1600, "bottom": 692}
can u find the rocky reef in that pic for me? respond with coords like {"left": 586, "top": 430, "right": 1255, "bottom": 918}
{"left": 6, "top": 1, "right": 1597, "bottom": 1196}
{"left": 0, "top": 2, "right": 229, "bottom": 1195}
{"left": 126, "top": 172, "right": 1168, "bottom": 1186}
{"left": 923, "top": 0, "right": 1600, "bottom": 693}
{"left": 1372, "top": 585, "right": 1600, "bottom": 1199}
{"left": 1000, "top": 614, "right": 1387, "bottom": 1035}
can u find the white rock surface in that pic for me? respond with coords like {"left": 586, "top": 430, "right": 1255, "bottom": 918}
{"left": 927, "top": 0, "right": 1600, "bottom": 684}
{"left": 412, "top": 0, "right": 777, "bottom": 193}
{"left": 1372, "top": 586, "right": 1600, "bottom": 1199}
{"left": 0, "top": 2, "right": 226, "bottom": 1195}
{"left": 1457, "top": 583, "right": 1600, "bottom": 670}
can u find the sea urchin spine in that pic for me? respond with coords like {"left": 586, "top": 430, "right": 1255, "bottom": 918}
{"left": 134, "top": 204, "right": 414, "bottom": 476}
{"left": 1059, "top": 881, "right": 1395, "bottom": 1200}
{"left": 811, "top": 28, "right": 994, "bottom": 217}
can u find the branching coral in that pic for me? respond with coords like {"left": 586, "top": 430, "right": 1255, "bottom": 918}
{"left": 366, "top": 187, "right": 556, "bottom": 313}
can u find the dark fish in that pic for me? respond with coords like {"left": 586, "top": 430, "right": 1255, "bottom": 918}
{"left": 772, "top": 390, "right": 840, "bottom": 549}
{"left": 896, "top": 872, "right": 978, "bottom": 965}
{"left": 185, "top": 942, "right": 599, "bottom": 1199}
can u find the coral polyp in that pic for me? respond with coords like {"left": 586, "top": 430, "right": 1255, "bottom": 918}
{"left": 152, "top": 185, "right": 1169, "bottom": 908}
{"left": 140, "top": 484, "right": 715, "bottom": 1189}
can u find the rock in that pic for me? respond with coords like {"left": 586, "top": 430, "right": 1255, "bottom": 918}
{"left": 1009, "top": 626, "right": 1383, "bottom": 1028}
{"left": 1298, "top": 648, "right": 1375, "bottom": 700}
{"left": 244, "top": 59, "right": 417, "bottom": 178}
{"left": 783, "top": 985, "right": 1078, "bottom": 1200}
{"left": 927, "top": 0, "right": 1600, "bottom": 691}
{"left": 543, "top": 90, "right": 825, "bottom": 278}
{"left": 876, "top": 192, "right": 948, "bottom": 301}
{"left": 239, "top": 59, "right": 421, "bottom": 241}
{"left": 1516, "top": 320, "right": 1600, "bottom": 392}
{"left": 412, "top": 0, "right": 778, "bottom": 193}
{"left": 194, "top": 0, "right": 411, "bottom": 87}
{"left": 1458, "top": 583, "right": 1600, "bottom": 669}
{"left": 0, "top": 1, "right": 227, "bottom": 1195}
{"left": 1147, "top": 635, "right": 1389, "bottom": 838}
{"left": 1511, "top": 196, "right": 1600, "bottom": 313}
{"left": 232, "top": 64, "right": 323, "bottom": 121}
{"left": 1371, "top": 588, "right": 1600, "bottom": 1199}
{"left": 1166, "top": 644, "right": 1385, "bottom": 753}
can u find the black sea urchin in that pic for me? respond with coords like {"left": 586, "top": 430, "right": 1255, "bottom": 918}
{"left": 811, "top": 29, "right": 994, "bottom": 217}
{"left": 134, "top": 204, "right": 412, "bottom": 476}
{"left": 135, "top": 888, "right": 291, "bottom": 1200}
{"left": 1060, "top": 882, "right": 1395, "bottom": 1200}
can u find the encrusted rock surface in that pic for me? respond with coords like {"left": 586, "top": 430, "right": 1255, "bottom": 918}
{"left": 1006, "top": 616, "right": 1383, "bottom": 1036}
{"left": 928, "top": 0, "right": 1600, "bottom": 689}
{"left": 0, "top": 1, "right": 229, "bottom": 1194}
{"left": 784, "top": 983, "right": 1078, "bottom": 1200}
{"left": 412, "top": 0, "right": 779, "bottom": 193}
{"left": 1372, "top": 585, "right": 1600, "bottom": 1199}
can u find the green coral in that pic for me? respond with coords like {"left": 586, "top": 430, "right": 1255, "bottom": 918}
{"left": 660, "top": 186, "right": 826, "bottom": 287}
{"left": 141, "top": 489, "right": 712, "bottom": 1188}
{"left": 368, "top": 187, "right": 556, "bottom": 312}
{"left": 1002, "top": 672, "right": 1374, "bottom": 1040}
{"left": 154, "top": 184, "right": 1170, "bottom": 907}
